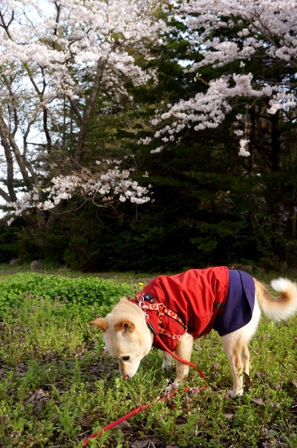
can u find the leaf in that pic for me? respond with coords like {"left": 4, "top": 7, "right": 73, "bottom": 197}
{"left": 25, "top": 389, "right": 48, "bottom": 408}
{"left": 244, "top": 372, "right": 252, "bottom": 389}
{"left": 224, "top": 413, "right": 235, "bottom": 420}
{"left": 251, "top": 398, "right": 265, "bottom": 406}
{"left": 131, "top": 440, "right": 156, "bottom": 448}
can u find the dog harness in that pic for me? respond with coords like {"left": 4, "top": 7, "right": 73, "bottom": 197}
{"left": 133, "top": 291, "right": 188, "bottom": 344}
{"left": 132, "top": 267, "right": 255, "bottom": 352}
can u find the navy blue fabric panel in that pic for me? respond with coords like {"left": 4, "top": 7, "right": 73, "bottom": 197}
{"left": 214, "top": 269, "right": 255, "bottom": 336}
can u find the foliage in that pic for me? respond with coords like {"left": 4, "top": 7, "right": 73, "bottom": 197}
{"left": 150, "top": 0, "right": 297, "bottom": 151}
{"left": 0, "top": 0, "right": 166, "bottom": 226}
{"left": 0, "top": 273, "right": 135, "bottom": 319}
{"left": 0, "top": 222, "right": 19, "bottom": 263}
{"left": 1, "top": 0, "right": 297, "bottom": 272}
{"left": 0, "top": 270, "right": 296, "bottom": 447}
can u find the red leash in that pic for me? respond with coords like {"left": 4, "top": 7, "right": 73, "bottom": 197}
{"left": 80, "top": 338, "right": 205, "bottom": 446}
{"left": 153, "top": 331, "right": 206, "bottom": 381}
{"left": 80, "top": 402, "right": 152, "bottom": 446}
{"left": 80, "top": 386, "right": 204, "bottom": 446}
{"left": 80, "top": 306, "right": 206, "bottom": 446}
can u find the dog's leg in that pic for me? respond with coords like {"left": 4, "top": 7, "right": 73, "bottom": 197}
{"left": 173, "top": 333, "right": 193, "bottom": 387}
{"left": 222, "top": 332, "right": 246, "bottom": 398}
{"left": 162, "top": 351, "right": 173, "bottom": 370}
{"left": 222, "top": 299, "right": 261, "bottom": 397}
{"left": 222, "top": 333, "right": 251, "bottom": 398}
{"left": 242, "top": 342, "right": 250, "bottom": 377}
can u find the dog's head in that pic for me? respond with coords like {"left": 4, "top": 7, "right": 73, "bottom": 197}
{"left": 90, "top": 298, "right": 153, "bottom": 380}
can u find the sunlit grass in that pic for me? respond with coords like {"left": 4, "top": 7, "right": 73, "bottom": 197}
{"left": 0, "top": 270, "right": 296, "bottom": 447}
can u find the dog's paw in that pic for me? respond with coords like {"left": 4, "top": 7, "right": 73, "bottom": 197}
{"left": 167, "top": 382, "right": 179, "bottom": 391}
{"left": 228, "top": 389, "right": 243, "bottom": 399}
{"left": 163, "top": 382, "right": 179, "bottom": 397}
{"left": 162, "top": 359, "right": 172, "bottom": 370}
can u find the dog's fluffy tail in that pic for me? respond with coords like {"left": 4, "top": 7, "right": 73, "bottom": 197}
{"left": 255, "top": 277, "right": 297, "bottom": 322}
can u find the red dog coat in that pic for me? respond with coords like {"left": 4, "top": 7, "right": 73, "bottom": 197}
{"left": 140, "top": 267, "right": 255, "bottom": 351}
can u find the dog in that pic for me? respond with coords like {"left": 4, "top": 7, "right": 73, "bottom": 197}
{"left": 90, "top": 267, "right": 297, "bottom": 398}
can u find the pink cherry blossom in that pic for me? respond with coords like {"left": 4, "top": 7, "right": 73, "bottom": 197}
{"left": 0, "top": 0, "right": 165, "bottom": 221}
{"left": 149, "top": 0, "right": 297, "bottom": 155}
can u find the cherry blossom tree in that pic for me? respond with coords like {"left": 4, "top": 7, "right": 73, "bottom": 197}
{"left": 139, "top": 0, "right": 297, "bottom": 262}
{"left": 149, "top": 0, "right": 297, "bottom": 155}
{"left": 0, "top": 0, "right": 166, "bottom": 226}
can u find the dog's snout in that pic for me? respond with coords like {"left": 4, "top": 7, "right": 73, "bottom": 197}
{"left": 122, "top": 374, "right": 129, "bottom": 380}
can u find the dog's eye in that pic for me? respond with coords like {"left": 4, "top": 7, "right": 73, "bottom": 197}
{"left": 121, "top": 356, "right": 130, "bottom": 361}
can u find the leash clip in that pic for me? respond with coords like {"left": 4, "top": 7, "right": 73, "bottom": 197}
{"left": 137, "top": 294, "right": 149, "bottom": 321}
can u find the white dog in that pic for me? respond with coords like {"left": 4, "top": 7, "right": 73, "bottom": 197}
{"left": 90, "top": 267, "right": 297, "bottom": 397}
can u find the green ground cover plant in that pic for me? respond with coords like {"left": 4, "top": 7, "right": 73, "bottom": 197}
{"left": 0, "top": 269, "right": 296, "bottom": 447}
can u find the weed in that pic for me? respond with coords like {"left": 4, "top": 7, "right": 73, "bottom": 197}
{"left": 0, "top": 270, "right": 296, "bottom": 447}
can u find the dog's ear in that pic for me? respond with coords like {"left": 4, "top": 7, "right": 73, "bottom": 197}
{"left": 114, "top": 320, "right": 135, "bottom": 334}
{"left": 89, "top": 317, "right": 108, "bottom": 332}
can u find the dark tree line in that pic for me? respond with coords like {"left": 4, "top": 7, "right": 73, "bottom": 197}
{"left": 1, "top": 2, "right": 297, "bottom": 272}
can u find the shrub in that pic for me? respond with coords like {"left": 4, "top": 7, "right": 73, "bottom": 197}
{"left": 0, "top": 273, "right": 135, "bottom": 320}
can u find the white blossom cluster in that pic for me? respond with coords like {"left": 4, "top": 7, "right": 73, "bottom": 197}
{"left": 0, "top": 0, "right": 165, "bottom": 217}
{"left": 238, "top": 138, "right": 251, "bottom": 157}
{"left": 7, "top": 161, "right": 151, "bottom": 224}
{"left": 148, "top": 0, "right": 297, "bottom": 155}
{"left": 6, "top": 190, "right": 41, "bottom": 226}
{"left": 0, "top": 0, "right": 166, "bottom": 99}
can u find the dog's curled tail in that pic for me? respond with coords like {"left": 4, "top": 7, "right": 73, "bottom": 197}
{"left": 256, "top": 277, "right": 297, "bottom": 322}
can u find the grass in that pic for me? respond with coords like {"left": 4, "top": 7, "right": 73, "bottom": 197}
{"left": 0, "top": 267, "right": 296, "bottom": 447}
